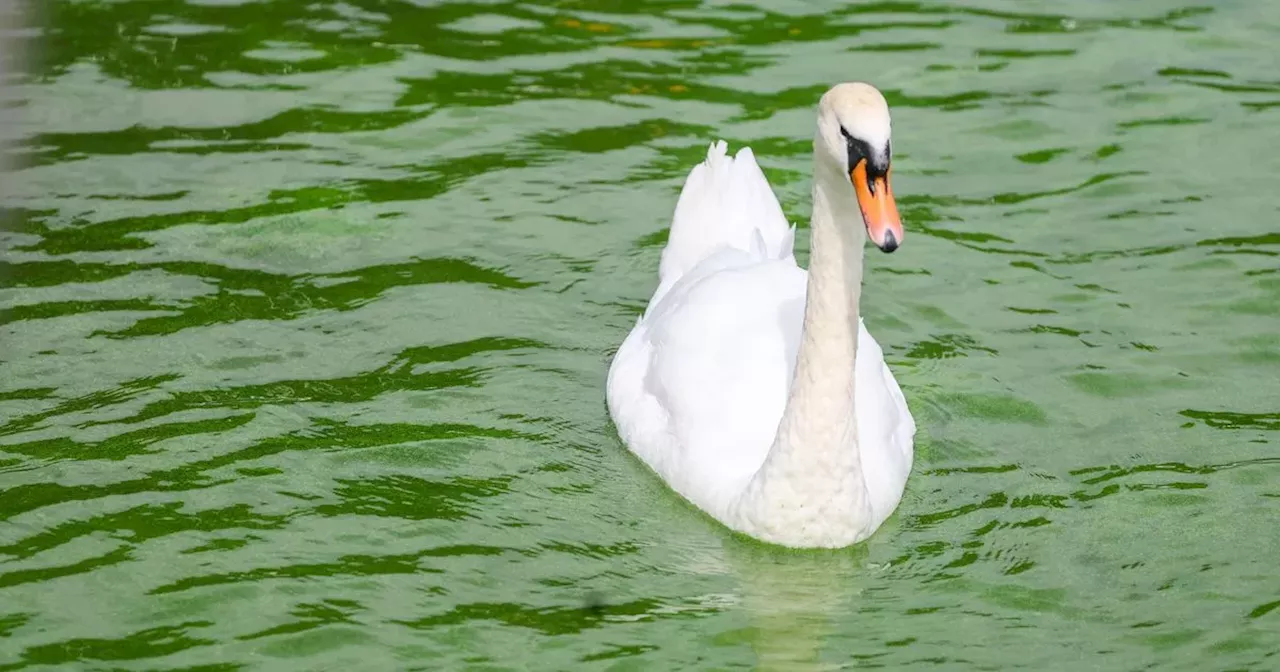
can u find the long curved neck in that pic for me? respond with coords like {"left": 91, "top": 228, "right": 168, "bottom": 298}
{"left": 730, "top": 145, "right": 872, "bottom": 547}
{"left": 780, "top": 162, "right": 867, "bottom": 456}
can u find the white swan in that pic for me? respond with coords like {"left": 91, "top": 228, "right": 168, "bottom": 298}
{"left": 606, "top": 82, "right": 916, "bottom": 548}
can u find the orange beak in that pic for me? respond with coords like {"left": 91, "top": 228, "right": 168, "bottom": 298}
{"left": 851, "top": 160, "right": 903, "bottom": 252}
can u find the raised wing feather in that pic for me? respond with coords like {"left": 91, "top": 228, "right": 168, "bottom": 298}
{"left": 659, "top": 141, "right": 796, "bottom": 286}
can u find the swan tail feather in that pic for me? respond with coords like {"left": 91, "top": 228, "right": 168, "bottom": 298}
{"left": 657, "top": 141, "right": 793, "bottom": 285}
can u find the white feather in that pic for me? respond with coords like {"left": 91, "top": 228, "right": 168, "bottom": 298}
{"left": 607, "top": 85, "right": 916, "bottom": 547}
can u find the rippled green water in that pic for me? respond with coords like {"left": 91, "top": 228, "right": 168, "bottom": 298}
{"left": 2, "top": 0, "right": 1278, "bottom": 669}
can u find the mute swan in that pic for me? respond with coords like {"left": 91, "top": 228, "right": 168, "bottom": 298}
{"left": 606, "top": 82, "right": 916, "bottom": 548}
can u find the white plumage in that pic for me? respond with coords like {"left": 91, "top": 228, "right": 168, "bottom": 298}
{"left": 607, "top": 83, "right": 916, "bottom": 548}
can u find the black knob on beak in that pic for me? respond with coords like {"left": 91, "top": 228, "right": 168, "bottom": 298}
{"left": 878, "top": 229, "right": 899, "bottom": 253}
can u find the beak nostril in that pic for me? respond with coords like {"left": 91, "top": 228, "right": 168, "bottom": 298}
{"left": 879, "top": 229, "right": 899, "bottom": 253}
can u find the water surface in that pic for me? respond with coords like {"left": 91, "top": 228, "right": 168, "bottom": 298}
{"left": 2, "top": 0, "right": 1279, "bottom": 669}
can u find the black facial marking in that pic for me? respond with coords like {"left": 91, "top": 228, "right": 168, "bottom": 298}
{"left": 839, "top": 126, "right": 890, "bottom": 191}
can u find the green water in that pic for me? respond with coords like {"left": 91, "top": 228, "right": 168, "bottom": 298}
{"left": 2, "top": 0, "right": 1278, "bottom": 669}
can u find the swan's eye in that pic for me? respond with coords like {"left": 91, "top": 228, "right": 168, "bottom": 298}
{"left": 840, "top": 125, "right": 890, "bottom": 184}
{"left": 839, "top": 125, "right": 876, "bottom": 176}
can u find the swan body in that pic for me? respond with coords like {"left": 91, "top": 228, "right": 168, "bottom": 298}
{"left": 606, "top": 83, "right": 916, "bottom": 548}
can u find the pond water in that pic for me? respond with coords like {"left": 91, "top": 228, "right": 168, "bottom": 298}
{"left": 2, "top": 1, "right": 1278, "bottom": 669}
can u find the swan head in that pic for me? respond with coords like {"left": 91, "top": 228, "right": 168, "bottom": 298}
{"left": 816, "top": 82, "right": 903, "bottom": 253}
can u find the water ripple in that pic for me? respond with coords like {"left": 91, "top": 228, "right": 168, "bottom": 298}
{"left": 3, "top": 0, "right": 1278, "bottom": 669}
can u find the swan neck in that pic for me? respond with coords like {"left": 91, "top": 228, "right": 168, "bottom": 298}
{"left": 729, "top": 147, "right": 871, "bottom": 546}
{"left": 777, "top": 160, "right": 866, "bottom": 469}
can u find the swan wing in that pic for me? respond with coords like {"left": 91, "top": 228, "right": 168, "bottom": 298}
{"left": 658, "top": 141, "right": 796, "bottom": 288}
{"left": 853, "top": 319, "right": 916, "bottom": 528}
{"left": 609, "top": 141, "right": 803, "bottom": 515}
{"left": 609, "top": 251, "right": 806, "bottom": 517}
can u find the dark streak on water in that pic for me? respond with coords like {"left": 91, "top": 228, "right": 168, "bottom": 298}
{"left": 2, "top": 0, "right": 1279, "bottom": 669}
